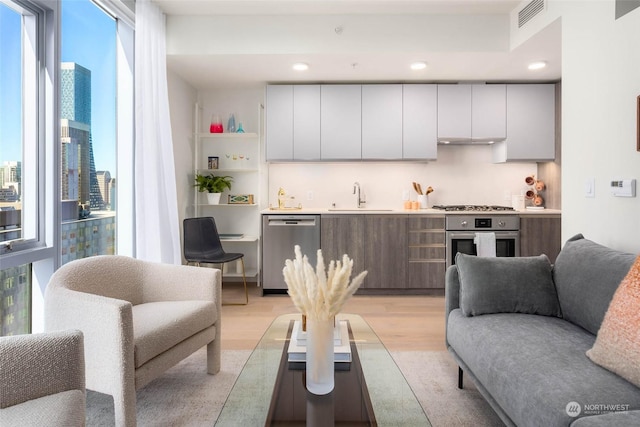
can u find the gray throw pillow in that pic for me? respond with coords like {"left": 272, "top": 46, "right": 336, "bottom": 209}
{"left": 456, "top": 253, "right": 561, "bottom": 317}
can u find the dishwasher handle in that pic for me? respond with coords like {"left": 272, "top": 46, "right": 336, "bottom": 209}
{"left": 267, "top": 216, "right": 318, "bottom": 226}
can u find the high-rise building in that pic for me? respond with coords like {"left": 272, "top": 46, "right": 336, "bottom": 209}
{"left": 0, "top": 162, "right": 21, "bottom": 203}
{"left": 60, "top": 63, "right": 104, "bottom": 210}
{"left": 96, "top": 171, "right": 112, "bottom": 208}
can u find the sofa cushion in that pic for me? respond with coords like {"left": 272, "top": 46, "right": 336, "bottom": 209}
{"left": 587, "top": 256, "right": 640, "bottom": 387}
{"left": 447, "top": 309, "right": 640, "bottom": 427}
{"left": 553, "top": 234, "right": 636, "bottom": 335}
{"left": 133, "top": 300, "right": 216, "bottom": 368}
{"left": 0, "top": 389, "right": 85, "bottom": 427}
{"left": 455, "top": 253, "right": 560, "bottom": 317}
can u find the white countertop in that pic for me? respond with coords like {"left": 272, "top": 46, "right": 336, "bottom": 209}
{"left": 261, "top": 207, "right": 561, "bottom": 215}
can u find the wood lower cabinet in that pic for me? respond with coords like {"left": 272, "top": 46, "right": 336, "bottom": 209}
{"left": 363, "top": 215, "right": 408, "bottom": 289}
{"left": 320, "top": 215, "right": 366, "bottom": 279}
{"left": 519, "top": 215, "right": 562, "bottom": 264}
{"left": 321, "top": 214, "right": 446, "bottom": 291}
{"left": 407, "top": 216, "right": 446, "bottom": 289}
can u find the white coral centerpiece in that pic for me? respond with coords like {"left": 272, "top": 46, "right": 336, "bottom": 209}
{"left": 283, "top": 245, "right": 368, "bottom": 321}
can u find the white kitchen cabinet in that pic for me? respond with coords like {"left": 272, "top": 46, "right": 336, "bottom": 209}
{"left": 361, "top": 84, "right": 402, "bottom": 159}
{"left": 265, "top": 85, "right": 293, "bottom": 160}
{"left": 403, "top": 84, "right": 438, "bottom": 159}
{"left": 437, "top": 84, "right": 471, "bottom": 141}
{"left": 492, "top": 84, "right": 555, "bottom": 162}
{"left": 321, "top": 85, "right": 362, "bottom": 160}
{"left": 437, "top": 84, "right": 506, "bottom": 142}
{"left": 293, "top": 85, "right": 321, "bottom": 160}
{"left": 472, "top": 84, "right": 506, "bottom": 140}
{"left": 193, "top": 103, "right": 262, "bottom": 279}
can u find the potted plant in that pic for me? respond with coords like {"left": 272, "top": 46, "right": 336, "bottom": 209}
{"left": 194, "top": 173, "right": 233, "bottom": 204}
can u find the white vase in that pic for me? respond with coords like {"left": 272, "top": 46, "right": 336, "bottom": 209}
{"left": 306, "top": 317, "right": 334, "bottom": 395}
{"left": 207, "top": 193, "right": 221, "bottom": 205}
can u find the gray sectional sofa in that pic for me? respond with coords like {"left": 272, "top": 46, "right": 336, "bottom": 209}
{"left": 445, "top": 234, "right": 640, "bottom": 426}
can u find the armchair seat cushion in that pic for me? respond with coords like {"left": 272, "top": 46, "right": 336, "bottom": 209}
{"left": 1, "top": 389, "right": 85, "bottom": 427}
{"left": 133, "top": 300, "right": 217, "bottom": 368}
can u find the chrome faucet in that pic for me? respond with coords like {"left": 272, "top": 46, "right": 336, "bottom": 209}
{"left": 353, "top": 182, "right": 366, "bottom": 208}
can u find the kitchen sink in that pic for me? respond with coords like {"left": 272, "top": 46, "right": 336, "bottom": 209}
{"left": 327, "top": 208, "right": 394, "bottom": 212}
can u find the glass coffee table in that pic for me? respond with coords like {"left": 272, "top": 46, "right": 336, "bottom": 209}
{"left": 216, "top": 313, "right": 431, "bottom": 426}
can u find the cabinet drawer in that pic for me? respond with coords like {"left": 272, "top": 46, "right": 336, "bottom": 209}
{"left": 408, "top": 230, "right": 445, "bottom": 246}
{"left": 408, "top": 246, "right": 445, "bottom": 262}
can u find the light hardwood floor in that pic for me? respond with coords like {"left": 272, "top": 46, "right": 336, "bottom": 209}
{"left": 221, "top": 283, "right": 447, "bottom": 352}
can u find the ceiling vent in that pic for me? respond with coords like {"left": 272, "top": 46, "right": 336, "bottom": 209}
{"left": 518, "top": 0, "right": 546, "bottom": 28}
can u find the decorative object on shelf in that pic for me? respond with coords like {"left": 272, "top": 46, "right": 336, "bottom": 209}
{"left": 194, "top": 173, "right": 233, "bottom": 205}
{"left": 207, "top": 156, "right": 219, "bottom": 170}
{"left": 210, "top": 114, "right": 223, "bottom": 133}
{"left": 228, "top": 194, "right": 254, "bottom": 204}
{"left": 236, "top": 122, "right": 245, "bottom": 133}
{"left": 227, "top": 113, "right": 236, "bottom": 133}
{"left": 283, "top": 245, "right": 368, "bottom": 395}
{"left": 524, "top": 175, "right": 545, "bottom": 207}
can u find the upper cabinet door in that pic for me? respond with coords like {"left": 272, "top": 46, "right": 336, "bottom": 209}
{"left": 321, "top": 85, "right": 362, "bottom": 160}
{"left": 293, "top": 85, "right": 321, "bottom": 160}
{"left": 403, "top": 84, "right": 438, "bottom": 159}
{"left": 266, "top": 85, "right": 293, "bottom": 160}
{"left": 472, "top": 84, "right": 506, "bottom": 141}
{"left": 361, "top": 85, "right": 403, "bottom": 159}
{"left": 437, "top": 84, "right": 472, "bottom": 140}
{"left": 493, "top": 84, "right": 556, "bottom": 162}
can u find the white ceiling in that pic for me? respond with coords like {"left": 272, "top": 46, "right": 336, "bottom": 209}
{"left": 157, "top": 0, "right": 561, "bottom": 90}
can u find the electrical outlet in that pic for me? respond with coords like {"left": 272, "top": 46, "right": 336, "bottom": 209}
{"left": 307, "top": 191, "right": 314, "bottom": 201}
{"left": 402, "top": 189, "right": 410, "bottom": 201}
{"left": 503, "top": 190, "right": 511, "bottom": 201}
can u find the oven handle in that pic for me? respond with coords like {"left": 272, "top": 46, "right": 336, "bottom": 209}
{"left": 448, "top": 230, "right": 519, "bottom": 239}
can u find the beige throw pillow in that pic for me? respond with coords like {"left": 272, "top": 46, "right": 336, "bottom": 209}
{"left": 587, "top": 256, "right": 640, "bottom": 387}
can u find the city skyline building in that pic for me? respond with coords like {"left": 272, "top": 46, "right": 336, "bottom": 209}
{"left": 96, "top": 170, "right": 112, "bottom": 209}
{"left": 60, "top": 62, "right": 104, "bottom": 210}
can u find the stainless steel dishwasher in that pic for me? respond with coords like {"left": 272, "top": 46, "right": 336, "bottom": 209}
{"left": 262, "top": 215, "right": 321, "bottom": 294}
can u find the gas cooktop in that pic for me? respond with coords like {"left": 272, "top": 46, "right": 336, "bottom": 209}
{"left": 432, "top": 205, "right": 516, "bottom": 212}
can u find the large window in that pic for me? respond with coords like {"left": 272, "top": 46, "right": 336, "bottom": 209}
{"left": 0, "top": 0, "right": 133, "bottom": 336}
{"left": 60, "top": 0, "right": 117, "bottom": 264}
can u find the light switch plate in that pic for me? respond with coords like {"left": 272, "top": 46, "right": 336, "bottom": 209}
{"left": 585, "top": 178, "right": 595, "bottom": 198}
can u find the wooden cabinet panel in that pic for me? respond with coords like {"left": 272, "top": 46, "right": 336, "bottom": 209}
{"left": 362, "top": 215, "right": 407, "bottom": 289}
{"left": 407, "top": 216, "right": 446, "bottom": 289}
{"left": 519, "top": 216, "right": 562, "bottom": 264}
{"left": 320, "top": 215, "right": 365, "bottom": 276}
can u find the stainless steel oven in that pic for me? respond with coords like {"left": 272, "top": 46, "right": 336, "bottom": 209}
{"left": 445, "top": 214, "right": 520, "bottom": 268}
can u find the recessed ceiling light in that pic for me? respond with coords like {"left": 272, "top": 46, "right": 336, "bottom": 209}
{"left": 410, "top": 61, "right": 427, "bottom": 71}
{"left": 292, "top": 62, "right": 309, "bottom": 71}
{"left": 528, "top": 61, "right": 547, "bottom": 71}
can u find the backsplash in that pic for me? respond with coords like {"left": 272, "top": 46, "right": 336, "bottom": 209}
{"left": 268, "top": 145, "right": 538, "bottom": 210}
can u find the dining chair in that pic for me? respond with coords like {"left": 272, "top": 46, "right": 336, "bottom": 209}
{"left": 183, "top": 217, "right": 249, "bottom": 305}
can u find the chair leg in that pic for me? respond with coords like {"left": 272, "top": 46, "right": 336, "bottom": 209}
{"left": 220, "top": 260, "right": 249, "bottom": 305}
{"left": 458, "top": 367, "right": 464, "bottom": 389}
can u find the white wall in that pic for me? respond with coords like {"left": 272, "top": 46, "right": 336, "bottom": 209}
{"left": 560, "top": 3, "right": 640, "bottom": 252}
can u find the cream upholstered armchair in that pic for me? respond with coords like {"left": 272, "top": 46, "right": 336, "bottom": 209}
{"left": 0, "top": 330, "right": 85, "bottom": 427}
{"left": 44, "top": 255, "right": 221, "bottom": 427}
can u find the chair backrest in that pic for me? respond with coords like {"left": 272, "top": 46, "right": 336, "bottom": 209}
{"left": 183, "top": 217, "right": 226, "bottom": 262}
{"left": 48, "top": 255, "right": 144, "bottom": 304}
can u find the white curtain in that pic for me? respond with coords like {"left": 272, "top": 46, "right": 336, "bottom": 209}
{"left": 134, "top": 0, "right": 181, "bottom": 264}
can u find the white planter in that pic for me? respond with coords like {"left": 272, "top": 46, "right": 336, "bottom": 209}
{"left": 206, "top": 193, "right": 221, "bottom": 205}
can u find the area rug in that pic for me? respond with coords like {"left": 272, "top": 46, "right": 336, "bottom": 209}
{"left": 86, "top": 349, "right": 503, "bottom": 426}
